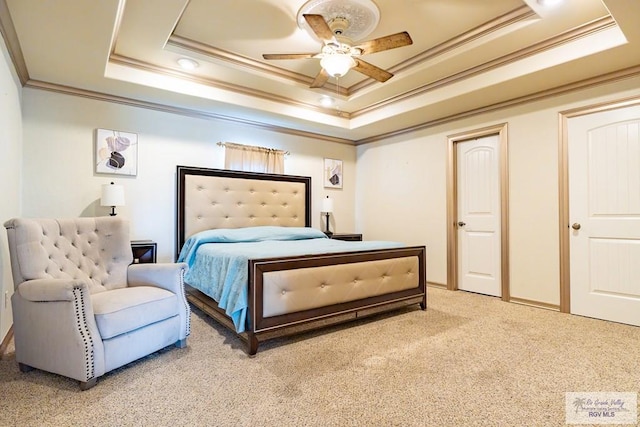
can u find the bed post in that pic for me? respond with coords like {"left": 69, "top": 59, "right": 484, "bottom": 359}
{"left": 247, "top": 333, "right": 259, "bottom": 356}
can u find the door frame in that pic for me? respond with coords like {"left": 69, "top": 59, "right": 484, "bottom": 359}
{"left": 558, "top": 95, "right": 640, "bottom": 313}
{"left": 446, "top": 123, "right": 510, "bottom": 301}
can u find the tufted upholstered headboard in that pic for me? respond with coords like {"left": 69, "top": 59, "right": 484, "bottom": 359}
{"left": 176, "top": 166, "right": 311, "bottom": 256}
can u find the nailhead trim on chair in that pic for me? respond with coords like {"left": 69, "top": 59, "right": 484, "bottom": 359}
{"left": 179, "top": 267, "right": 191, "bottom": 336}
{"left": 72, "top": 287, "right": 95, "bottom": 381}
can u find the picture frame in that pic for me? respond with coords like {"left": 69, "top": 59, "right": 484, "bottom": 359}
{"left": 323, "top": 158, "right": 343, "bottom": 189}
{"left": 95, "top": 128, "right": 138, "bottom": 176}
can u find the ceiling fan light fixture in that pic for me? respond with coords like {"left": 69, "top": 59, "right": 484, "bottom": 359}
{"left": 264, "top": 3, "right": 411, "bottom": 88}
{"left": 320, "top": 54, "right": 356, "bottom": 77}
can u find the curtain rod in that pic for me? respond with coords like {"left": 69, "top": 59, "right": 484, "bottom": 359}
{"left": 217, "top": 141, "right": 290, "bottom": 156}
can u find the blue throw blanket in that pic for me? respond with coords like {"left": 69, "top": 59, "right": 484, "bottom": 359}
{"left": 178, "top": 226, "right": 328, "bottom": 266}
{"left": 177, "top": 226, "right": 403, "bottom": 332}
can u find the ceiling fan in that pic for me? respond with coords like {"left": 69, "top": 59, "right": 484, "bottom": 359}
{"left": 262, "top": 14, "right": 413, "bottom": 88}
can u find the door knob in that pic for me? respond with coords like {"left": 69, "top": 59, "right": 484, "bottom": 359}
{"left": 571, "top": 223, "right": 581, "bottom": 230}
{"left": 458, "top": 221, "right": 466, "bottom": 227}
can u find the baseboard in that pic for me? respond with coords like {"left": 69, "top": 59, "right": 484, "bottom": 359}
{"left": 0, "top": 325, "right": 13, "bottom": 359}
{"left": 425, "top": 285, "right": 561, "bottom": 311}
{"left": 509, "top": 297, "right": 560, "bottom": 311}
{"left": 427, "top": 281, "right": 447, "bottom": 289}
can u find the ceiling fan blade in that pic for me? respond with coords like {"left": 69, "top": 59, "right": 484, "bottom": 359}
{"left": 353, "top": 31, "right": 413, "bottom": 55}
{"left": 353, "top": 59, "right": 393, "bottom": 82}
{"left": 263, "top": 53, "right": 317, "bottom": 60}
{"left": 303, "top": 14, "right": 335, "bottom": 41}
{"left": 310, "top": 68, "right": 329, "bottom": 88}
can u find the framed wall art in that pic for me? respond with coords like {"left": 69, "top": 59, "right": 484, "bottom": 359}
{"left": 95, "top": 128, "right": 138, "bottom": 176}
{"left": 323, "top": 158, "right": 343, "bottom": 189}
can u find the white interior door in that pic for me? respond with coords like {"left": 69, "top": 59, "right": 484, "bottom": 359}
{"left": 457, "top": 135, "right": 501, "bottom": 297}
{"left": 569, "top": 107, "right": 640, "bottom": 325}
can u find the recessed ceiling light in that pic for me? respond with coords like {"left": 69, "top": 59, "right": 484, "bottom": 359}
{"left": 319, "top": 96, "right": 335, "bottom": 108}
{"left": 177, "top": 58, "right": 199, "bottom": 70}
{"left": 537, "top": 0, "right": 563, "bottom": 6}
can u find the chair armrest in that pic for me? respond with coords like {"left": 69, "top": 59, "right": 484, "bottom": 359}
{"left": 127, "top": 263, "right": 188, "bottom": 294}
{"left": 18, "top": 278, "right": 89, "bottom": 302}
{"left": 11, "top": 278, "right": 106, "bottom": 381}
{"left": 128, "top": 262, "right": 191, "bottom": 342}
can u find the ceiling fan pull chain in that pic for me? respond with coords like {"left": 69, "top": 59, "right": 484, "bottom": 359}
{"left": 335, "top": 76, "right": 343, "bottom": 115}
{"left": 336, "top": 75, "right": 341, "bottom": 100}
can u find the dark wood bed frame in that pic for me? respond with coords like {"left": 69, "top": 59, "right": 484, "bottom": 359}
{"left": 176, "top": 166, "right": 426, "bottom": 355}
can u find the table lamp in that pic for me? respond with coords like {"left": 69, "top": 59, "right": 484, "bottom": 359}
{"left": 101, "top": 182, "right": 125, "bottom": 216}
{"left": 322, "top": 196, "right": 334, "bottom": 237}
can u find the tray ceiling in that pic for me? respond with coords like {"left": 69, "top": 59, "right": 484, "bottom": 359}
{"left": 3, "top": 0, "right": 640, "bottom": 143}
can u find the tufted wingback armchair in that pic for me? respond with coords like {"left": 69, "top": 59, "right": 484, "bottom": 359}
{"left": 4, "top": 217, "right": 190, "bottom": 390}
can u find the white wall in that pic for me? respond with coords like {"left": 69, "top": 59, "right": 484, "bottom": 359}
{"left": 21, "top": 88, "right": 357, "bottom": 262}
{"left": 357, "top": 76, "right": 640, "bottom": 306}
{"left": 356, "top": 132, "right": 448, "bottom": 281}
{"left": 0, "top": 33, "right": 22, "bottom": 341}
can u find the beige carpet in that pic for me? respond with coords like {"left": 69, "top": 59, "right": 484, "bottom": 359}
{"left": 1, "top": 287, "right": 639, "bottom": 426}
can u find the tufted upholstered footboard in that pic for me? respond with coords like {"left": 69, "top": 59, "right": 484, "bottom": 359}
{"left": 177, "top": 166, "right": 427, "bottom": 355}
{"left": 186, "top": 246, "right": 425, "bottom": 354}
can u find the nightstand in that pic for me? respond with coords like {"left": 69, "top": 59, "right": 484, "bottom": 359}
{"left": 131, "top": 240, "right": 157, "bottom": 264}
{"left": 328, "top": 233, "right": 363, "bottom": 242}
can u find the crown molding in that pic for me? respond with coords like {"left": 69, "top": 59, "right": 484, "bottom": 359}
{"left": 109, "top": 53, "right": 344, "bottom": 118}
{"left": 24, "top": 79, "right": 356, "bottom": 145}
{"left": 351, "top": 15, "right": 617, "bottom": 118}
{"left": 354, "top": 64, "right": 640, "bottom": 145}
{"left": 349, "top": 5, "right": 537, "bottom": 93}
{"left": 17, "top": 62, "right": 640, "bottom": 145}
{"left": 0, "top": 0, "right": 28, "bottom": 85}
{"left": 21, "top": 62, "right": 640, "bottom": 149}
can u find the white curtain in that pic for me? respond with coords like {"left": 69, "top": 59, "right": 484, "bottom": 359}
{"left": 223, "top": 142, "right": 285, "bottom": 174}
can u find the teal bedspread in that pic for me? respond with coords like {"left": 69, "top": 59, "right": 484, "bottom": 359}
{"left": 177, "top": 226, "right": 403, "bottom": 333}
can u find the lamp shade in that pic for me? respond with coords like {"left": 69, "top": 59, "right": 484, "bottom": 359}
{"left": 101, "top": 182, "right": 125, "bottom": 207}
{"left": 322, "top": 196, "right": 334, "bottom": 213}
{"left": 320, "top": 54, "right": 356, "bottom": 77}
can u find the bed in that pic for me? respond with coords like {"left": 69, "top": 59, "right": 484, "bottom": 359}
{"left": 176, "top": 166, "right": 426, "bottom": 355}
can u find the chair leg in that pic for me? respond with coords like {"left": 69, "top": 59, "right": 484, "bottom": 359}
{"left": 79, "top": 377, "right": 97, "bottom": 391}
{"left": 175, "top": 338, "right": 187, "bottom": 348}
{"left": 18, "top": 363, "right": 34, "bottom": 372}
